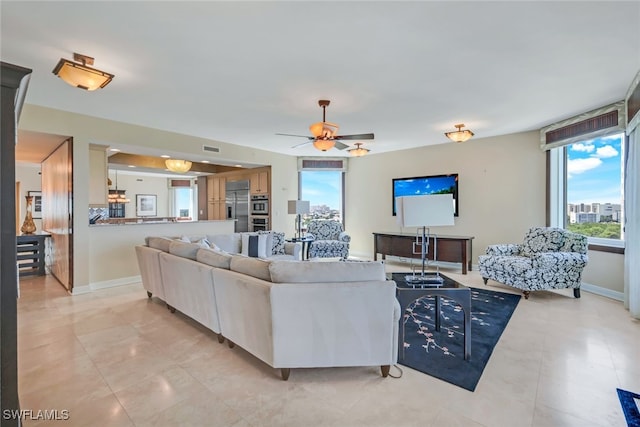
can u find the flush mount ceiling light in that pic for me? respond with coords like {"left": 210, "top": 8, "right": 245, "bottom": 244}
{"left": 348, "top": 143, "right": 370, "bottom": 157}
{"left": 52, "top": 52, "right": 114, "bottom": 91}
{"left": 445, "top": 124, "right": 474, "bottom": 143}
{"left": 165, "top": 159, "right": 192, "bottom": 173}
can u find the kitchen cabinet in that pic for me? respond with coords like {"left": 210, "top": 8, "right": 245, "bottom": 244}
{"left": 250, "top": 170, "right": 269, "bottom": 195}
{"left": 207, "top": 176, "right": 226, "bottom": 220}
{"left": 89, "top": 144, "right": 108, "bottom": 207}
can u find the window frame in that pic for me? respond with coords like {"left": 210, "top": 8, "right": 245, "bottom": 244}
{"left": 298, "top": 169, "right": 346, "bottom": 227}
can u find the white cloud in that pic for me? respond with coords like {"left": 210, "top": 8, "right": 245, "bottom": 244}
{"left": 571, "top": 143, "right": 595, "bottom": 153}
{"left": 567, "top": 157, "right": 602, "bottom": 177}
{"left": 595, "top": 145, "right": 618, "bottom": 158}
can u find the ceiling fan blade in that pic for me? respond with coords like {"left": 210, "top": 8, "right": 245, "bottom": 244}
{"left": 276, "top": 133, "right": 315, "bottom": 139}
{"left": 292, "top": 140, "right": 313, "bottom": 149}
{"left": 334, "top": 133, "right": 374, "bottom": 141}
{"left": 334, "top": 141, "right": 350, "bottom": 150}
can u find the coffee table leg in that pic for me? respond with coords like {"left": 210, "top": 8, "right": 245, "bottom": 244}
{"left": 463, "top": 291, "right": 471, "bottom": 360}
{"left": 435, "top": 296, "right": 441, "bottom": 332}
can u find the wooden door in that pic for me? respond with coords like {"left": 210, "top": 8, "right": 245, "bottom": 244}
{"left": 41, "top": 139, "right": 73, "bottom": 291}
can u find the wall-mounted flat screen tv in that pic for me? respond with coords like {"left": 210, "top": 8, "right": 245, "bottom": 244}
{"left": 392, "top": 173, "right": 459, "bottom": 217}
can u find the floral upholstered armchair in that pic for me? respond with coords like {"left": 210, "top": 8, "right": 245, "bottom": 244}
{"left": 306, "top": 220, "right": 350, "bottom": 260}
{"left": 478, "top": 227, "right": 588, "bottom": 299}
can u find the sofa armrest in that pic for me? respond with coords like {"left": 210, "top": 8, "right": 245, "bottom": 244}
{"left": 485, "top": 244, "right": 521, "bottom": 256}
{"left": 531, "top": 252, "right": 589, "bottom": 270}
{"left": 283, "top": 242, "right": 301, "bottom": 259}
{"left": 338, "top": 232, "right": 351, "bottom": 243}
{"left": 270, "top": 280, "right": 397, "bottom": 368}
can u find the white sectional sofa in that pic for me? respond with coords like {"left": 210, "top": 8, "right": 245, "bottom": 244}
{"left": 135, "top": 233, "right": 400, "bottom": 380}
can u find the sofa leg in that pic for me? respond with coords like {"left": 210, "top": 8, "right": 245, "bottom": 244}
{"left": 573, "top": 288, "right": 581, "bottom": 298}
{"left": 523, "top": 291, "right": 530, "bottom": 300}
{"left": 227, "top": 340, "right": 235, "bottom": 349}
{"left": 281, "top": 368, "right": 290, "bottom": 381}
{"left": 482, "top": 277, "right": 488, "bottom": 285}
{"left": 381, "top": 365, "right": 390, "bottom": 378}
{"left": 167, "top": 304, "right": 176, "bottom": 313}
{"left": 146, "top": 291, "right": 152, "bottom": 299}
{"left": 217, "top": 334, "right": 225, "bottom": 344}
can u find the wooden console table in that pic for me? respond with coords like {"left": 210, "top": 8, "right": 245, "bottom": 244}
{"left": 373, "top": 232, "right": 474, "bottom": 274}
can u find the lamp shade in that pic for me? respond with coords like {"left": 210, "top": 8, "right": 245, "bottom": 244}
{"left": 165, "top": 159, "right": 192, "bottom": 173}
{"left": 52, "top": 55, "right": 114, "bottom": 91}
{"left": 288, "top": 200, "right": 310, "bottom": 215}
{"left": 396, "top": 194, "right": 454, "bottom": 227}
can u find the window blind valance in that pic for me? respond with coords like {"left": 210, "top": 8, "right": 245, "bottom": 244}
{"left": 626, "top": 69, "right": 640, "bottom": 135}
{"left": 540, "top": 101, "right": 626, "bottom": 151}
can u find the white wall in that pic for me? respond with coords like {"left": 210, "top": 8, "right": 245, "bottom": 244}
{"left": 345, "top": 131, "right": 624, "bottom": 294}
{"left": 18, "top": 104, "right": 624, "bottom": 295}
{"left": 15, "top": 163, "right": 43, "bottom": 232}
{"left": 107, "top": 170, "right": 171, "bottom": 217}
{"left": 19, "top": 104, "right": 298, "bottom": 289}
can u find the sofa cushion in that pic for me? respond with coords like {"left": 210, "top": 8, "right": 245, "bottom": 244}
{"left": 269, "top": 260, "right": 385, "bottom": 283}
{"left": 197, "top": 248, "right": 232, "bottom": 269}
{"left": 230, "top": 255, "right": 272, "bottom": 281}
{"left": 169, "top": 241, "right": 201, "bottom": 260}
{"left": 241, "top": 233, "right": 269, "bottom": 258}
{"left": 146, "top": 236, "right": 173, "bottom": 252}
{"left": 206, "top": 234, "right": 242, "bottom": 254}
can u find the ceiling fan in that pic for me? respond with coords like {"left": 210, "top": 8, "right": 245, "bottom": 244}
{"left": 276, "top": 100, "right": 374, "bottom": 151}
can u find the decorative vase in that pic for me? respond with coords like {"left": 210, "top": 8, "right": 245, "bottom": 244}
{"left": 21, "top": 195, "right": 37, "bottom": 234}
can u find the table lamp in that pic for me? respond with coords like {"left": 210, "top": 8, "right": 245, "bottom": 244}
{"left": 396, "top": 194, "right": 455, "bottom": 285}
{"left": 288, "top": 200, "right": 310, "bottom": 239}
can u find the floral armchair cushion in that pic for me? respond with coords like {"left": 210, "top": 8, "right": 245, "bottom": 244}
{"left": 478, "top": 227, "right": 588, "bottom": 299}
{"left": 306, "top": 220, "right": 350, "bottom": 259}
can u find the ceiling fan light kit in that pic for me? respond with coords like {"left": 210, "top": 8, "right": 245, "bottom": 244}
{"left": 445, "top": 123, "right": 474, "bottom": 143}
{"left": 165, "top": 159, "right": 192, "bottom": 173}
{"left": 278, "top": 99, "right": 375, "bottom": 154}
{"left": 52, "top": 52, "right": 114, "bottom": 91}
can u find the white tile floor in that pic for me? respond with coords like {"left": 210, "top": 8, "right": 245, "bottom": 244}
{"left": 16, "top": 263, "right": 639, "bottom": 426}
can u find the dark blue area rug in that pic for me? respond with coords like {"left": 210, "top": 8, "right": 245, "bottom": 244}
{"left": 399, "top": 287, "right": 520, "bottom": 391}
{"left": 617, "top": 388, "right": 640, "bottom": 427}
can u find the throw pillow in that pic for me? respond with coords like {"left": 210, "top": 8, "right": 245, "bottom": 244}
{"left": 257, "top": 230, "right": 285, "bottom": 255}
{"left": 241, "top": 233, "right": 269, "bottom": 258}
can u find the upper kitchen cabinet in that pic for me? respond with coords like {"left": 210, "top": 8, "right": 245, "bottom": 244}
{"left": 88, "top": 144, "right": 108, "bottom": 207}
{"left": 207, "top": 175, "right": 226, "bottom": 220}
{"left": 250, "top": 169, "right": 269, "bottom": 195}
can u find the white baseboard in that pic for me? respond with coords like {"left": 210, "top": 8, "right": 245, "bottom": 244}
{"left": 71, "top": 275, "right": 142, "bottom": 296}
{"left": 350, "top": 251, "right": 624, "bottom": 301}
{"left": 580, "top": 282, "right": 624, "bottom": 301}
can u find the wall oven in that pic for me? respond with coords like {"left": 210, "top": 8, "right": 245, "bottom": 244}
{"left": 250, "top": 216, "right": 269, "bottom": 232}
{"left": 250, "top": 195, "right": 269, "bottom": 215}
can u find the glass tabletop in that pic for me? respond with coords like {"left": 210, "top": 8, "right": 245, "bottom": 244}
{"left": 388, "top": 272, "right": 467, "bottom": 290}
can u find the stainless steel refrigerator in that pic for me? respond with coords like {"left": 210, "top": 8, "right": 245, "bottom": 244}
{"left": 225, "top": 180, "right": 249, "bottom": 232}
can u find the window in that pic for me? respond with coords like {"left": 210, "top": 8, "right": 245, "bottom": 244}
{"left": 299, "top": 170, "right": 344, "bottom": 230}
{"left": 168, "top": 179, "right": 195, "bottom": 219}
{"left": 546, "top": 102, "right": 626, "bottom": 248}
{"left": 565, "top": 133, "right": 624, "bottom": 240}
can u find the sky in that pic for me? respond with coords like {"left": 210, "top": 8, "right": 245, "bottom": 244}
{"left": 567, "top": 133, "right": 624, "bottom": 205}
{"left": 300, "top": 171, "right": 342, "bottom": 209}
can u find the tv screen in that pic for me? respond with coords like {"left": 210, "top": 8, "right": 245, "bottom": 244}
{"left": 392, "top": 174, "right": 459, "bottom": 217}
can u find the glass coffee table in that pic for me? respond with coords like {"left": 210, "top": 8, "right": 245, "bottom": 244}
{"left": 389, "top": 272, "right": 471, "bottom": 360}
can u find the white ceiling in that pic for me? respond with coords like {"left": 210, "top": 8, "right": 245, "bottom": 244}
{"left": 3, "top": 1, "right": 639, "bottom": 161}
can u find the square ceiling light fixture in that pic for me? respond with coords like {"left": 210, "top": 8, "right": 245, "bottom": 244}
{"left": 444, "top": 124, "right": 474, "bottom": 143}
{"left": 52, "top": 52, "right": 114, "bottom": 91}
